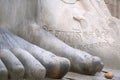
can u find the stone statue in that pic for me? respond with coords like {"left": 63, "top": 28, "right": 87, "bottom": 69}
{"left": 37, "top": 0, "right": 120, "bottom": 69}
{"left": 0, "top": 0, "right": 119, "bottom": 80}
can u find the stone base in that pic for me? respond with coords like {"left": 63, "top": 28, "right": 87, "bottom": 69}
{"left": 43, "top": 68, "right": 120, "bottom": 80}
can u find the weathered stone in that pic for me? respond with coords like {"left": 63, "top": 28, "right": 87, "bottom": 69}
{"left": 0, "top": 0, "right": 119, "bottom": 79}
{"left": 37, "top": 0, "right": 120, "bottom": 69}
{"left": 105, "top": 0, "right": 120, "bottom": 19}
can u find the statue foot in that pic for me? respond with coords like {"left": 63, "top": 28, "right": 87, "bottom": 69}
{"left": 21, "top": 23, "right": 103, "bottom": 75}
{"left": 0, "top": 29, "right": 70, "bottom": 80}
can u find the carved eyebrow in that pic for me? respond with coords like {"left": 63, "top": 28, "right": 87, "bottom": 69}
{"left": 61, "top": 0, "right": 79, "bottom": 4}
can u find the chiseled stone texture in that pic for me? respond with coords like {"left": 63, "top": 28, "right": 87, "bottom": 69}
{"left": 38, "top": 0, "right": 120, "bottom": 70}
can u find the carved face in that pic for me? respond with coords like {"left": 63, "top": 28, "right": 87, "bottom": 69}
{"left": 38, "top": 0, "right": 116, "bottom": 49}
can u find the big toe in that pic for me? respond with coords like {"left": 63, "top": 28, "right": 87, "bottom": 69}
{"left": 84, "top": 56, "right": 104, "bottom": 75}
{"left": 92, "top": 56, "right": 104, "bottom": 72}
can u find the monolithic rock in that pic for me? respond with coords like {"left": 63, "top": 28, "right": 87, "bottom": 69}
{"left": 0, "top": 0, "right": 119, "bottom": 80}
{"left": 36, "top": 0, "right": 120, "bottom": 69}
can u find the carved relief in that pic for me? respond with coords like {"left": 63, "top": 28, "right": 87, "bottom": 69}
{"left": 42, "top": 25, "right": 113, "bottom": 50}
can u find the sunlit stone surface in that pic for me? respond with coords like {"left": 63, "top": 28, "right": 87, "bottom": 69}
{"left": 38, "top": 0, "right": 120, "bottom": 70}
{"left": 0, "top": 0, "right": 120, "bottom": 80}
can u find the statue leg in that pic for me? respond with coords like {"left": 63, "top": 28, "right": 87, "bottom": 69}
{"left": 0, "top": 29, "right": 70, "bottom": 79}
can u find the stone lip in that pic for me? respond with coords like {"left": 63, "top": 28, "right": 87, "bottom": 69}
{"left": 43, "top": 68, "right": 120, "bottom": 80}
